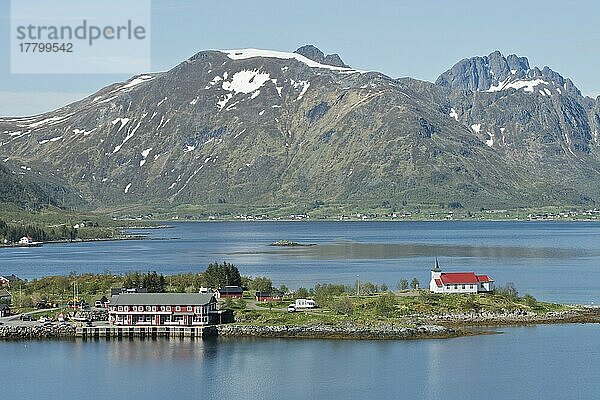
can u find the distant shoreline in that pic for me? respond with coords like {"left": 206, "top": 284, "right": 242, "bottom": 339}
{"left": 0, "top": 235, "right": 148, "bottom": 249}
{"left": 146, "top": 218, "right": 600, "bottom": 224}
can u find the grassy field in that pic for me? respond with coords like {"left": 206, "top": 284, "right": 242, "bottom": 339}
{"left": 228, "top": 291, "right": 568, "bottom": 328}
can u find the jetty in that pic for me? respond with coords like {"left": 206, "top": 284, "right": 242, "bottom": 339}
{"left": 76, "top": 325, "right": 217, "bottom": 339}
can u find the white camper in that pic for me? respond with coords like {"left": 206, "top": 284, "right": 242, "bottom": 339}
{"left": 294, "top": 299, "right": 316, "bottom": 309}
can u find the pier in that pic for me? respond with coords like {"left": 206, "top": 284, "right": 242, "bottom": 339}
{"left": 76, "top": 325, "right": 218, "bottom": 339}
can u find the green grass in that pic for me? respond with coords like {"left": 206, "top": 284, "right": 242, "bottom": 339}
{"left": 232, "top": 291, "right": 570, "bottom": 328}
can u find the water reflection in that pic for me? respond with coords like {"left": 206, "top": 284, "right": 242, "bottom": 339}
{"left": 0, "top": 325, "right": 599, "bottom": 400}
{"left": 101, "top": 337, "right": 218, "bottom": 362}
{"left": 224, "top": 241, "right": 594, "bottom": 260}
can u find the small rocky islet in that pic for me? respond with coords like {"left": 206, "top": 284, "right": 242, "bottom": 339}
{"left": 269, "top": 240, "right": 316, "bottom": 247}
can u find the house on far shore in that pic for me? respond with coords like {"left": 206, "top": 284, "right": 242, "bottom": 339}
{"left": 0, "top": 289, "right": 12, "bottom": 304}
{"left": 19, "top": 236, "right": 33, "bottom": 245}
{"left": 0, "top": 304, "right": 10, "bottom": 317}
{"left": 429, "top": 259, "right": 494, "bottom": 294}
{"left": 216, "top": 286, "right": 243, "bottom": 299}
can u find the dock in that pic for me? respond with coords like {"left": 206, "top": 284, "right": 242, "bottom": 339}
{"left": 76, "top": 325, "right": 218, "bottom": 339}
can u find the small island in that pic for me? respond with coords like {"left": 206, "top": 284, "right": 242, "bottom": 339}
{"left": 2, "top": 261, "right": 600, "bottom": 341}
{"left": 269, "top": 240, "right": 316, "bottom": 247}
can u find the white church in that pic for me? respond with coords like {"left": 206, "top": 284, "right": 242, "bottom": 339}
{"left": 429, "top": 259, "right": 494, "bottom": 294}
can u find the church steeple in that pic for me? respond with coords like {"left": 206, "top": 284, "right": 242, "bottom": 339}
{"left": 432, "top": 257, "right": 441, "bottom": 272}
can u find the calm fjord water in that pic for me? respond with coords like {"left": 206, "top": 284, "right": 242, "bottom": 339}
{"left": 2, "top": 221, "right": 600, "bottom": 399}
{"left": 1, "top": 324, "right": 599, "bottom": 400}
{"left": 1, "top": 220, "right": 599, "bottom": 303}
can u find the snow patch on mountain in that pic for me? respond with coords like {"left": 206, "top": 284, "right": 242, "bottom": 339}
{"left": 487, "top": 78, "right": 550, "bottom": 93}
{"left": 223, "top": 70, "right": 271, "bottom": 94}
{"left": 222, "top": 49, "right": 362, "bottom": 73}
{"left": 119, "top": 75, "right": 154, "bottom": 91}
{"left": 139, "top": 148, "right": 152, "bottom": 166}
{"left": 215, "top": 69, "right": 272, "bottom": 109}
{"left": 73, "top": 128, "right": 95, "bottom": 136}
{"left": 28, "top": 115, "right": 71, "bottom": 129}
{"left": 485, "top": 132, "right": 494, "bottom": 147}
{"left": 113, "top": 120, "right": 141, "bottom": 154}
{"left": 449, "top": 108, "right": 459, "bottom": 121}
{"left": 39, "top": 136, "right": 63, "bottom": 145}
{"left": 112, "top": 118, "right": 130, "bottom": 132}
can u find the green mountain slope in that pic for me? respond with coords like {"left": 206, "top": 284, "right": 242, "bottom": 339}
{"left": 0, "top": 47, "right": 598, "bottom": 213}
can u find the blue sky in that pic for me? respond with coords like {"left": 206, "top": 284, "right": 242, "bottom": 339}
{"left": 1, "top": 0, "right": 599, "bottom": 115}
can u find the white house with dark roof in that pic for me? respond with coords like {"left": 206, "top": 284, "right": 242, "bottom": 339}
{"left": 18, "top": 236, "right": 33, "bottom": 245}
{"left": 108, "top": 293, "right": 218, "bottom": 326}
{"left": 429, "top": 259, "right": 494, "bottom": 294}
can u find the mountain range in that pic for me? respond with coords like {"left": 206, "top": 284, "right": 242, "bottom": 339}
{"left": 1, "top": 45, "right": 599, "bottom": 214}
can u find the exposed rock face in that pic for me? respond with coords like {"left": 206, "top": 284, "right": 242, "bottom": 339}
{"left": 294, "top": 44, "right": 350, "bottom": 68}
{"left": 436, "top": 50, "right": 581, "bottom": 97}
{"left": 436, "top": 51, "right": 530, "bottom": 91}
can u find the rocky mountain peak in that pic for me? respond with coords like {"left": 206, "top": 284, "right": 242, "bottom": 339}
{"left": 294, "top": 45, "right": 350, "bottom": 68}
{"left": 436, "top": 51, "right": 580, "bottom": 97}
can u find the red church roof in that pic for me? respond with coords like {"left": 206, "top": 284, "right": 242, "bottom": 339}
{"left": 439, "top": 273, "right": 495, "bottom": 285}
{"left": 434, "top": 279, "right": 442, "bottom": 287}
{"left": 440, "top": 272, "right": 479, "bottom": 284}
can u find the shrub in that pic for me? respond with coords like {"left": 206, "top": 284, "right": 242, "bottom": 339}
{"left": 496, "top": 282, "right": 519, "bottom": 300}
{"left": 523, "top": 294, "right": 537, "bottom": 308}
{"left": 410, "top": 278, "right": 420, "bottom": 290}
{"left": 397, "top": 279, "right": 409, "bottom": 291}
{"left": 331, "top": 296, "right": 354, "bottom": 315}
{"left": 374, "top": 293, "right": 397, "bottom": 317}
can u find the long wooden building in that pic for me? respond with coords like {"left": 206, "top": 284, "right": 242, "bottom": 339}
{"left": 108, "top": 293, "right": 219, "bottom": 326}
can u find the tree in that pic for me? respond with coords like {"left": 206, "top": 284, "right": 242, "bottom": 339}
{"left": 410, "top": 278, "right": 420, "bottom": 290}
{"left": 496, "top": 282, "right": 519, "bottom": 300}
{"left": 250, "top": 277, "right": 273, "bottom": 292}
{"left": 123, "top": 271, "right": 166, "bottom": 292}
{"left": 397, "top": 279, "right": 409, "bottom": 291}
{"left": 523, "top": 294, "right": 537, "bottom": 308}
{"left": 361, "top": 282, "right": 377, "bottom": 295}
{"left": 374, "top": 293, "right": 397, "bottom": 317}
{"left": 279, "top": 284, "right": 290, "bottom": 294}
{"left": 294, "top": 287, "right": 310, "bottom": 299}
{"left": 380, "top": 283, "right": 389, "bottom": 292}
{"left": 204, "top": 262, "right": 242, "bottom": 288}
{"left": 331, "top": 296, "right": 354, "bottom": 315}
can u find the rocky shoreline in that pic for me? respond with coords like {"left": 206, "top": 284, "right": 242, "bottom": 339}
{"left": 423, "top": 307, "right": 600, "bottom": 326}
{"left": 216, "top": 323, "right": 460, "bottom": 340}
{"left": 2, "top": 308, "right": 598, "bottom": 341}
{"left": 0, "top": 324, "right": 76, "bottom": 339}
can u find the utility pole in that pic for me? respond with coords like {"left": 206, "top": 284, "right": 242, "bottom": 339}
{"left": 356, "top": 275, "right": 360, "bottom": 297}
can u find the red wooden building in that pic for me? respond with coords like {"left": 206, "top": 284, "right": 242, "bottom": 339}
{"left": 216, "top": 286, "right": 244, "bottom": 299}
{"left": 255, "top": 292, "right": 283, "bottom": 302}
{"left": 108, "top": 293, "right": 218, "bottom": 326}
